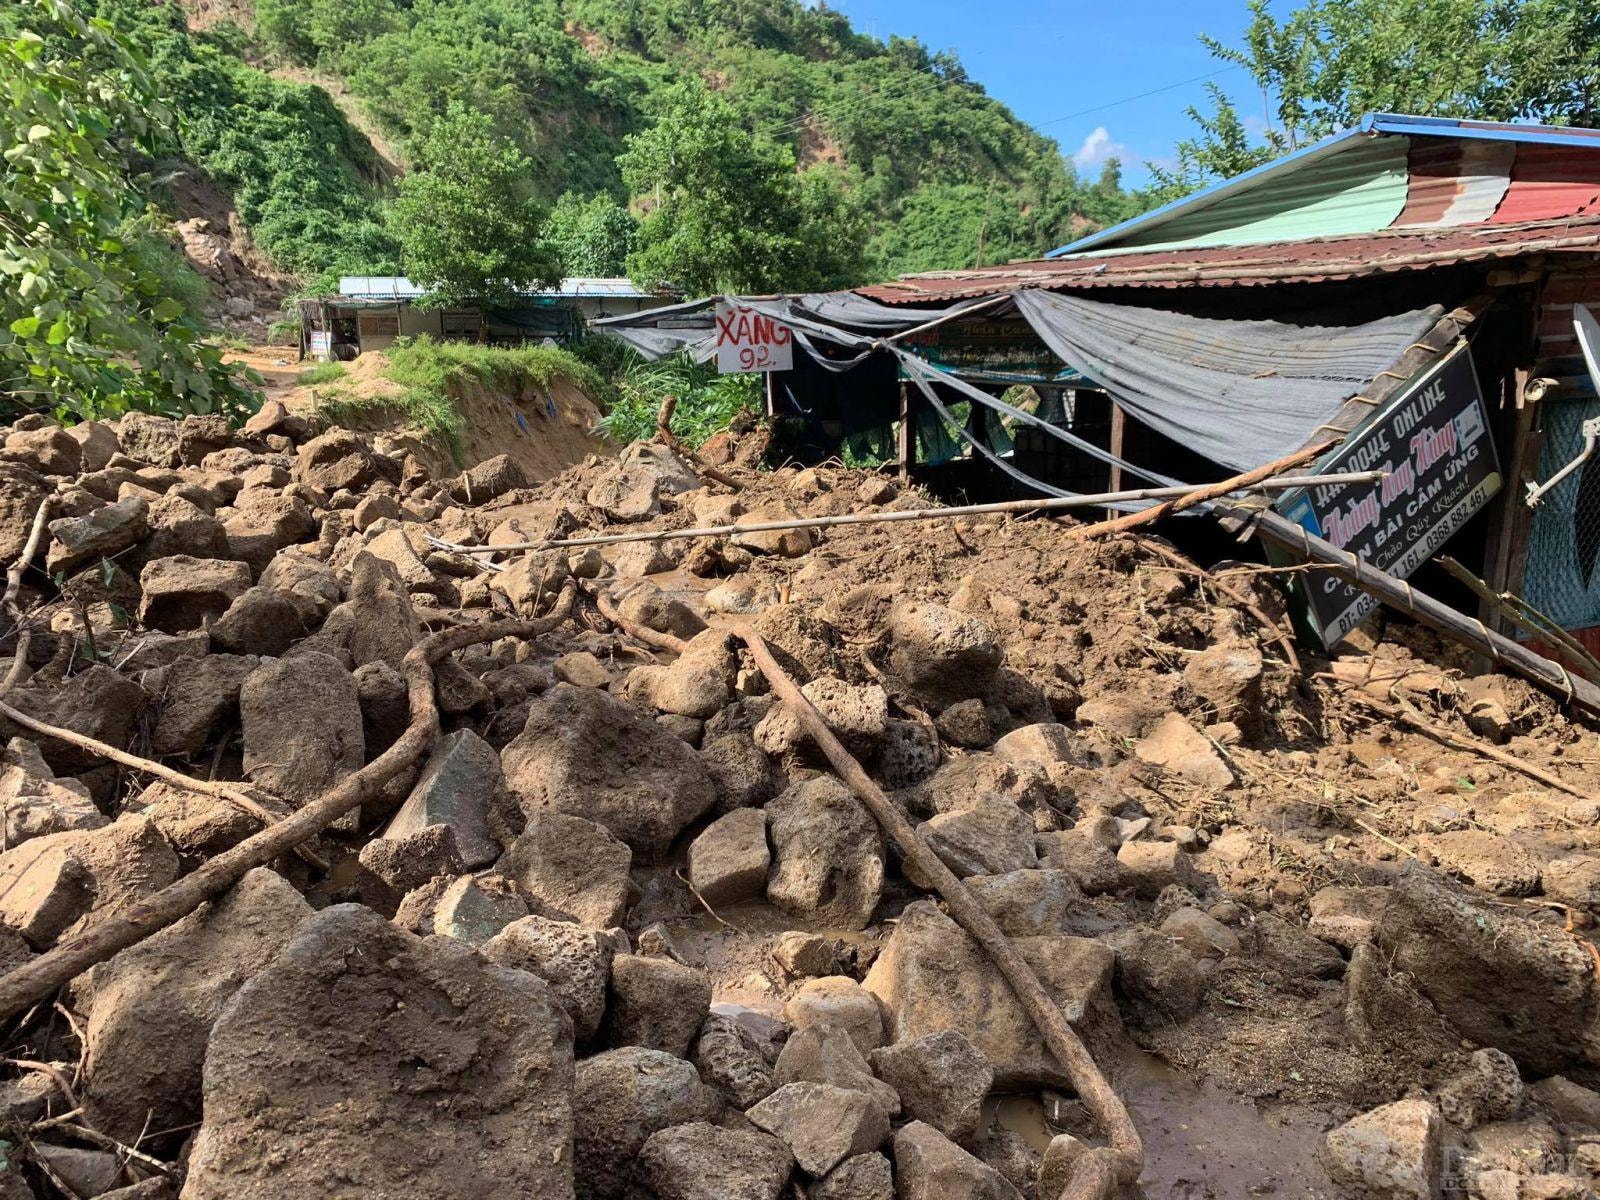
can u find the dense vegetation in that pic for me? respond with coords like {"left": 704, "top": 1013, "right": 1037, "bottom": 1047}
{"left": 1, "top": 0, "right": 259, "bottom": 423}
{"left": 1154, "top": 0, "right": 1600, "bottom": 201}
{"left": 84, "top": 0, "right": 1150, "bottom": 295}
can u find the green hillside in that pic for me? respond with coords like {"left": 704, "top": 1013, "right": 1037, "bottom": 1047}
{"left": 94, "top": 0, "right": 1149, "bottom": 291}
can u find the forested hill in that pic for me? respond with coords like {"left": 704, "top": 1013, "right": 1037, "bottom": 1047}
{"left": 95, "top": 0, "right": 1150, "bottom": 292}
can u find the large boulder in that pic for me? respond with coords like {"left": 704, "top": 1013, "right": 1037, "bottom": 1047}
{"left": 573, "top": 1047, "right": 720, "bottom": 1200}
{"left": 501, "top": 684, "right": 715, "bottom": 857}
{"left": 295, "top": 429, "right": 380, "bottom": 493}
{"left": 240, "top": 652, "right": 364, "bottom": 806}
{"left": 319, "top": 554, "right": 421, "bottom": 671}
{"left": 80, "top": 869, "right": 310, "bottom": 1142}
{"left": 863, "top": 901, "right": 1115, "bottom": 1088}
{"left": 183, "top": 904, "right": 575, "bottom": 1200}
{"left": 765, "top": 777, "right": 884, "bottom": 931}
{"left": 1378, "top": 864, "right": 1596, "bottom": 1075}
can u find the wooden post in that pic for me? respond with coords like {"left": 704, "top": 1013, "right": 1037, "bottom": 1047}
{"left": 764, "top": 370, "right": 776, "bottom": 420}
{"left": 1481, "top": 367, "right": 1536, "bottom": 636}
{"left": 896, "top": 380, "right": 913, "bottom": 481}
{"left": 1106, "top": 398, "right": 1126, "bottom": 515}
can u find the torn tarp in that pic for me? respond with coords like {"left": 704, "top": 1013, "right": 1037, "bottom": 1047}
{"left": 1010, "top": 289, "right": 1444, "bottom": 471}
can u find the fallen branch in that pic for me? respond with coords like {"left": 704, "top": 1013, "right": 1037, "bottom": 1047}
{"left": 1, "top": 496, "right": 55, "bottom": 698}
{"left": 1061, "top": 441, "right": 1336, "bottom": 542}
{"left": 734, "top": 627, "right": 1141, "bottom": 1200}
{"left": 0, "top": 698, "right": 328, "bottom": 873}
{"left": 656, "top": 396, "right": 743, "bottom": 492}
{"left": 0, "top": 583, "right": 578, "bottom": 1022}
{"left": 585, "top": 582, "right": 690, "bottom": 656}
{"left": 1135, "top": 537, "right": 1302, "bottom": 675}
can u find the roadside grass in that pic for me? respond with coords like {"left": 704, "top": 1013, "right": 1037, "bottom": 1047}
{"left": 297, "top": 361, "right": 348, "bottom": 386}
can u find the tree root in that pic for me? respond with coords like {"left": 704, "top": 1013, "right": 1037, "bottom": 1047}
{"left": 0, "top": 582, "right": 577, "bottom": 1022}
{"left": 733, "top": 627, "right": 1142, "bottom": 1200}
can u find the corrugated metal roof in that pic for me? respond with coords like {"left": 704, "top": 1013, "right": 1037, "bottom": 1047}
{"left": 855, "top": 215, "right": 1600, "bottom": 304}
{"left": 1109, "top": 135, "right": 1411, "bottom": 252}
{"left": 336, "top": 275, "right": 659, "bottom": 300}
{"left": 1051, "top": 113, "right": 1600, "bottom": 258}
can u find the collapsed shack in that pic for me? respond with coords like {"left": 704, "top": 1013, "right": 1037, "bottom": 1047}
{"left": 7, "top": 116, "right": 1600, "bottom": 1200}
{"left": 597, "top": 114, "right": 1600, "bottom": 683}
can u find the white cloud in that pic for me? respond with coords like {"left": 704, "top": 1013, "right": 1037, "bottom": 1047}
{"left": 1072, "top": 126, "right": 1130, "bottom": 170}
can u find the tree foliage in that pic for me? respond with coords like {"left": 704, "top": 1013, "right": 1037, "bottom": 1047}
{"left": 619, "top": 78, "right": 869, "bottom": 293}
{"left": 546, "top": 192, "right": 635, "bottom": 277}
{"left": 388, "top": 105, "right": 560, "bottom": 308}
{"left": 1157, "top": 0, "right": 1600, "bottom": 199}
{"left": 1, "top": 0, "right": 258, "bottom": 423}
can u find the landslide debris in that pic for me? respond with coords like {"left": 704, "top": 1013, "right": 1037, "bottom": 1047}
{"left": 0, "top": 408, "right": 1599, "bottom": 1197}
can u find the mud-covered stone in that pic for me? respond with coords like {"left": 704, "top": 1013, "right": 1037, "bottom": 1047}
{"left": 638, "top": 1122, "right": 793, "bottom": 1200}
{"left": 892, "top": 1121, "right": 1023, "bottom": 1200}
{"left": 747, "top": 1082, "right": 890, "bottom": 1177}
{"left": 773, "top": 1023, "right": 899, "bottom": 1118}
{"left": 483, "top": 915, "right": 618, "bottom": 1042}
{"left": 150, "top": 654, "right": 259, "bottom": 757}
{"left": 886, "top": 602, "right": 1002, "bottom": 705}
{"left": 784, "top": 976, "right": 884, "bottom": 1056}
{"left": 240, "top": 651, "right": 363, "bottom": 805}
{"left": 498, "top": 811, "right": 634, "bottom": 929}
{"left": 766, "top": 777, "right": 884, "bottom": 930}
{"left": 606, "top": 954, "right": 712, "bottom": 1057}
{"left": 573, "top": 1047, "right": 719, "bottom": 1200}
{"left": 46, "top": 496, "right": 148, "bottom": 575}
{"left": 689, "top": 808, "right": 769, "bottom": 907}
{"left": 869, "top": 1030, "right": 992, "bottom": 1145}
{"left": 1321, "top": 1099, "right": 1441, "bottom": 1200}
{"left": 80, "top": 868, "right": 310, "bottom": 1142}
{"left": 184, "top": 904, "right": 575, "bottom": 1200}
{"left": 139, "top": 556, "right": 251, "bottom": 633}
{"left": 502, "top": 683, "right": 716, "bottom": 857}
{"left": 0, "top": 737, "right": 108, "bottom": 847}
{"left": 382, "top": 729, "right": 502, "bottom": 869}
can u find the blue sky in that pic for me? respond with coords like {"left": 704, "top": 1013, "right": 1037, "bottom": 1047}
{"left": 824, "top": 0, "right": 1278, "bottom": 188}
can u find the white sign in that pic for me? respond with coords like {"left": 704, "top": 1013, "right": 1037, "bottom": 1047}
{"left": 715, "top": 302, "right": 793, "bottom": 374}
{"left": 309, "top": 330, "right": 332, "bottom": 360}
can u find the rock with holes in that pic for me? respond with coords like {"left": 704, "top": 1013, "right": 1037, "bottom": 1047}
{"left": 1320, "top": 1099, "right": 1441, "bottom": 1200}
{"left": 638, "top": 1122, "right": 793, "bottom": 1200}
{"left": 573, "top": 1047, "right": 720, "bottom": 1200}
{"left": 482, "top": 915, "right": 618, "bottom": 1042}
{"left": 604, "top": 954, "right": 712, "bottom": 1057}
{"left": 765, "top": 777, "right": 884, "bottom": 931}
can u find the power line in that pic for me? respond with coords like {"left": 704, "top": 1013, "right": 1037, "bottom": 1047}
{"left": 1033, "top": 64, "right": 1242, "bottom": 129}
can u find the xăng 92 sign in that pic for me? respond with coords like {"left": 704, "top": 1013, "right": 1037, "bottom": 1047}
{"left": 1274, "top": 341, "right": 1502, "bottom": 648}
{"left": 715, "top": 302, "right": 794, "bottom": 374}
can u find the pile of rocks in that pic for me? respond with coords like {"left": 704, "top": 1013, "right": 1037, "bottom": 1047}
{"left": 3, "top": 405, "right": 1600, "bottom": 1199}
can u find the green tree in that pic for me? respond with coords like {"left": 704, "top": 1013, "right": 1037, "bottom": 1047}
{"left": 387, "top": 104, "right": 560, "bottom": 308}
{"left": 1, "top": 0, "right": 258, "bottom": 423}
{"left": 546, "top": 192, "right": 636, "bottom": 277}
{"left": 1161, "top": 0, "right": 1600, "bottom": 198}
{"left": 620, "top": 78, "right": 869, "bottom": 293}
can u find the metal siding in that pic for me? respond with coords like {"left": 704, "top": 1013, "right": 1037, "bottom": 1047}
{"left": 1393, "top": 138, "right": 1513, "bottom": 226}
{"left": 1490, "top": 144, "right": 1600, "bottom": 224}
{"left": 1107, "top": 136, "right": 1412, "bottom": 252}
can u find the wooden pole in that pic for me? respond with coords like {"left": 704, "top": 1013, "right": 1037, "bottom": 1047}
{"left": 1106, "top": 398, "right": 1125, "bottom": 509}
{"left": 451, "top": 471, "right": 1382, "bottom": 555}
{"left": 734, "top": 628, "right": 1141, "bottom": 1200}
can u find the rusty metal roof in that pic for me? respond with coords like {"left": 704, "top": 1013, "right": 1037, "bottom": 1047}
{"left": 854, "top": 215, "right": 1600, "bottom": 304}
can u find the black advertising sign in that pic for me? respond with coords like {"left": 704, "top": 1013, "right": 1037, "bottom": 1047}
{"left": 1274, "top": 341, "right": 1502, "bottom": 648}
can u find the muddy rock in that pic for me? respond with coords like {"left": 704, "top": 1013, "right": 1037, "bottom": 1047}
{"left": 701, "top": 731, "right": 780, "bottom": 814}
{"left": 770, "top": 931, "right": 841, "bottom": 979}
{"left": 878, "top": 717, "right": 940, "bottom": 788}
{"left": 732, "top": 503, "right": 816, "bottom": 558}
{"left": 430, "top": 873, "right": 527, "bottom": 943}
{"left": 892, "top": 1121, "right": 1024, "bottom": 1200}
{"left": 747, "top": 1082, "right": 891, "bottom": 1177}
{"left": 1321, "top": 1098, "right": 1441, "bottom": 1200}
{"left": 320, "top": 553, "right": 422, "bottom": 671}
{"left": 46, "top": 496, "right": 149, "bottom": 575}
{"left": 1379, "top": 864, "right": 1595, "bottom": 1075}
{"left": 0, "top": 463, "right": 49, "bottom": 568}
{"left": 785, "top": 976, "right": 884, "bottom": 1056}
{"left": 1308, "top": 885, "right": 1386, "bottom": 949}
{"left": 1, "top": 664, "right": 144, "bottom": 778}
{"left": 754, "top": 676, "right": 889, "bottom": 761}
{"left": 813, "top": 1153, "right": 895, "bottom": 1200}
{"left": 382, "top": 729, "right": 502, "bottom": 868}
{"left": 150, "top": 653, "right": 259, "bottom": 757}
{"left": 33, "top": 1146, "right": 120, "bottom": 1196}
{"left": 695, "top": 1012, "right": 777, "bottom": 1109}
{"left": 869, "top": 1030, "right": 992, "bottom": 1145}
{"left": 967, "top": 869, "right": 1084, "bottom": 936}
{"left": 913, "top": 795, "right": 1038, "bottom": 882}
{"left": 242, "top": 400, "right": 309, "bottom": 442}
{"left": 605, "top": 954, "right": 712, "bottom": 1057}
{"left": 0, "top": 737, "right": 108, "bottom": 846}
{"left": 587, "top": 463, "right": 661, "bottom": 522}
{"left": 3, "top": 424, "right": 82, "bottom": 476}
{"left": 765, "top": 776, "right": 885, "bottom": 930}
{"left": 67, "top": 421, "right": 120, "bottom": 472}
{"left": 573, "top": 1047, "right": 720, "bottom": 1200}
{"left": 135, "top": 493, "right": 229, "bottom": 565}
{"left": 482, "top": 915, "right": 618, "bottom": 1042}
{"left": 1416, "top": 829, "right": 1541, "bottom": 898}
{"left": 207, "top": 586, "right": 303, "bottom": 656}
{"left": 864, "top": 901, "right": 1115, "bottom": 1087}
{"left": 624, "top": 442, "right": 701, "bottom": 495}
{"left": 651, "top": 632, "right": 737, "bottom": 718}
{"left": 295, "top": 429, "right": 379, "bottom": 493}
{"left": 1135, "top": 712, "right": 1233, "bottom": 789}
{"left": 1542, "top": 855, "right": 1600, "bottom": 907}
{"left": 1117, "top": 839, "right": 1201, "bottom": 898}
{"left": 1250, "top": 911, "right": 1347, "bottom": 980}
{"left": 139, "top": 556, "right": 252, "bottom": 632}
{"left": 689, "top": 808, "right": 769, "bottom": 907}
{"left": 454, "top": 453, "right": 528, "bottom": 503}
{"left": 499, "top": 811, "right": 634, "bottom": 928}
{"left": 774, "top": 1022, "right": 900, "bottom": 1116}
{"left": 356, "top": 824, "right": 464, "bottom": 896}
{"left": 1530, "top": 1076, "right": 1600, "bottom": 1131}
{"left": 184, "top": 903, "right": 574, "bottom": 1200}
{"left": 114, "top": 412, "right": 181, "bottom": 467}
{"left": 1183, "top": 642, "right": 1264, "bottom": 725}
{"left": 258, "top": 549, "right": 342, "bottom": 620}
{"left": 80, "top": 868, "right": 310, "bottom": 1142}
{"left": 1035, "top": 829, "right": 1126, "bottom": 896}
{"left": 638, "top": 1122, "right": 794, "bottom": 1200}
{"left": 1159, "top": 906, "right": 1240, "bottom": 960}
{"left": 991, "top": 723, "right": 1082, "bottom": 769}
{"left": 1436, "top": 1048, "right": 1525, "bottom": 1130}
{"left": 936, "top": 699, "right": 994, "bottom": 749}
{"left": 1104, "top": 926, "right": 1207, "bottom": 1025}
{"left": 502, "top": 683, "right": 716, "bottom": 857}
{"left": 240, "top": 651, "right": 363, "bottom": 805}
{"left": 886, "top": 601, "right": 1002, "bottom": 705}
{"left": 0, "top": 816, "right": 179, "bottom": 949}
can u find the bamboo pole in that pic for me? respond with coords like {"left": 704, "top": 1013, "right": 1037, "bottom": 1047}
{"left": 734, "top": 628, "right": 1140, "bottom": 1200}
{"left": 450, "top": 471, "right": 1383, "bottom": 555}
{"left": 0, "top": 584, "right": 578, "bottom": 1021}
